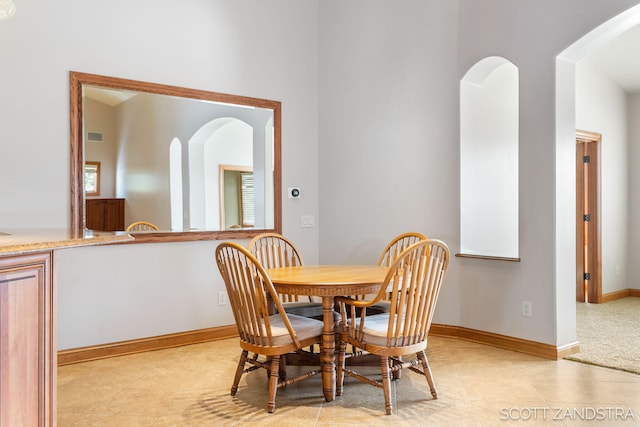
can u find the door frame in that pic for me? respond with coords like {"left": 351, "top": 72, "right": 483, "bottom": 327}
{"left": 575, "top": 129, "right": 602, "bottom": 303}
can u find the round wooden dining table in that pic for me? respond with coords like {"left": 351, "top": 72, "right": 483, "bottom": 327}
{"left": 266, "top": 265, "right": 388, "bottom": 402}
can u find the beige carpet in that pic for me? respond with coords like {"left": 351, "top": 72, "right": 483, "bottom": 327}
{"left": 566, "top": 296, "right": 639, "bottom": 374}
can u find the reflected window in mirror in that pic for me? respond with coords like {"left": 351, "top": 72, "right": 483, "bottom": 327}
{"left": 84, "top": 162, "right": 101, "bottom": 197}
{"left": 70, "top": 71, "right": 281, "bottom": 242}
{"left": 240, "top": 172, "right": 254, "bottom": 228}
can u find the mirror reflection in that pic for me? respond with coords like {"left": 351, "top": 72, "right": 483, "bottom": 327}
{"left": 70, "top": 72, "right": 282, "bottom": 242}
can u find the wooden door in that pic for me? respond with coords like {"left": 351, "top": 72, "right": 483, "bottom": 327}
{"left": 576, "top": 130, "right": 601, "bottom": 303}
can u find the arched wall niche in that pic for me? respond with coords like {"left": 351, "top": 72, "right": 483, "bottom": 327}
{"left": 459, "top": 56, "right": 520, "bottom": 261}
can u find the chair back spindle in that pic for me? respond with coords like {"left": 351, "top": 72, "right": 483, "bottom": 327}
{"left": 248, "top": 233, "right": 310, "bottom": 304}
{"left": 377, "top": 232, "right": 427, "bottom": 267}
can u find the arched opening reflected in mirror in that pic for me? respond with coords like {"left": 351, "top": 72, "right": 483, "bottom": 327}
{"left": 70, "top": 71, "right": 281, "bottom": 242}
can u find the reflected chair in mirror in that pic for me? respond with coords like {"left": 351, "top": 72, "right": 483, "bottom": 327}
{"left": 335, "top": 239, "right": 450, "bottom": 415}
{"left": 215, "top": 242, "right": 323, "bottom": 413}
{"left": 248, "top": 232, "right": 324, "bottom": 320}
{"left": 125, "top": 221, "right": 159, "bottom": 232}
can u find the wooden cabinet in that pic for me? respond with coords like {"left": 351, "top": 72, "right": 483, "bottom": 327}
{"left": 86, "top": 198, "right": 125, "bottom": 231}
{"left": 0, "top": 252, "right": 54, "bottom": 427}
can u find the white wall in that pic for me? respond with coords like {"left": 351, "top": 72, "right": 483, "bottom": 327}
{"left": 628, "top": 93, "right": 640, "bottom": 288}
{"left": 317, "top": 2, "right": 461, "bottom": 255}
{"left": 55, "top": 242, "right": 229, "bottom": 349}
{"left": 318, "top": 0, "right": 640, "bottom": 348}
{"left": 84, "top": 98, "right": 117, "bottom": 199}
{"left": 575, "top": 56, "right": 630, "bottom": 295}
{"left": 455, "top": 0, "right": 639, "bottom": 345}
{"left": 455, "top": 0, "right": 640, "bottom": 346}
{"left": 3, "top": 0, "right": 640, "bottom": 351}
{"left": 0, "top": 0, "right": 320, "bottom": 350}
{"left": 318, "top": 0, "right": 465, "bottom": 333}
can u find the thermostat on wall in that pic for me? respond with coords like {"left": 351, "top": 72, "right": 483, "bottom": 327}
{"left": 288, "top": 187, "right": 301, "bottom": 199}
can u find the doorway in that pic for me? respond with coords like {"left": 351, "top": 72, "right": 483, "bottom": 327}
{"left": 575, "top": 130, "right": 602, "bottom": 303}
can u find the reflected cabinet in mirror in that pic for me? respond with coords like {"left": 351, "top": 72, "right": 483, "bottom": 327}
{"left": 70, "top": 71, "right": 282, "bottom": 242}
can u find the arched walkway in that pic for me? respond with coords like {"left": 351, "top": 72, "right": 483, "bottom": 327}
{"left": 555, "top": 4, "right": 640, "bottom": 346}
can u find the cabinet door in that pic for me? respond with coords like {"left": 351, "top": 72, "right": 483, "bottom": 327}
{"left": 0, "top": 253, "right": 54, "bottom": 427}
{"left": 85, "top": 199, "right": 104, "bottom": 230}
{"left": 85, "top": 199, "right": 125, "bottom": 231}
{"left": 104, "top": 199, "right": 124, "bottom": 231}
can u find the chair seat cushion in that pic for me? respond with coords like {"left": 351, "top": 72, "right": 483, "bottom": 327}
{"left": 266, "top": 313, "right": 323, "bottom": 345}
{"left": 356, "top": 313, "right": 390, "bottom": 345}
{"left": 350, "top": 313, "right": 416, "bottom": 347}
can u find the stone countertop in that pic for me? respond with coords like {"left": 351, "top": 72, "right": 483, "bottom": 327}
{"left": 0, "top": 228, "right": 133, "bottom": 256}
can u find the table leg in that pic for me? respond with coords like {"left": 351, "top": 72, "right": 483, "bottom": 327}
{"left": 321, "top": 296, "right": 336, "bottom": 402}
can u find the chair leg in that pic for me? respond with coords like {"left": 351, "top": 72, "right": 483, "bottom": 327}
{"left": 392, "top": 356, "right": 402, "bottom": 380}
{"left": 380, "top": 356, "right": 393, "bottom": 415}
{"left": 279, "top": 355, "right": 287, "bottom": 381}
{"left": 417, "top": 350, "right": 437, "bottom": 399}
{"left": 267, "top": 355, "right": 280, "bottom": 413}
{"left": 231, "top": 350, "right": 249, "bottom": 396}
{"left": 336, "top": 339, "right": 348, "bottom": 396}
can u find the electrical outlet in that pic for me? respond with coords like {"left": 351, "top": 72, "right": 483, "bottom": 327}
{"left": 218, "top": 291, "right": 227, "bottom": 306}
{"left": 522, "top": 300, "right": 532, "bottom": 317}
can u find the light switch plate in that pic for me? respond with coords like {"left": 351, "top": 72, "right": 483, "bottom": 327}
{"left": 301, "top": 215, "right": 315, "bottom": 228}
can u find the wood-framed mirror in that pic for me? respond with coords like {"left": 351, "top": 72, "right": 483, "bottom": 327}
{"left": 70, "top": 71, "right": 281, "bottom": 242}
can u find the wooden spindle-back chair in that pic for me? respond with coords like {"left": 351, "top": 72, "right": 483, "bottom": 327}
{"left": 215, "top": 241, "right": 323, "bottom": 413}
{"left": 125, "top": 221, "right": 159, "bottom": 232}
{"left": 335, "top": 239, "right": 450, "bottom": 415}
{"left": 248, "top": 232, "right": 323, "bottom": 318}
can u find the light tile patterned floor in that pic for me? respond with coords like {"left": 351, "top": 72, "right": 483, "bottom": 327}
{"left": 57, "top": 336, "right": 640, "bottom": 426}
